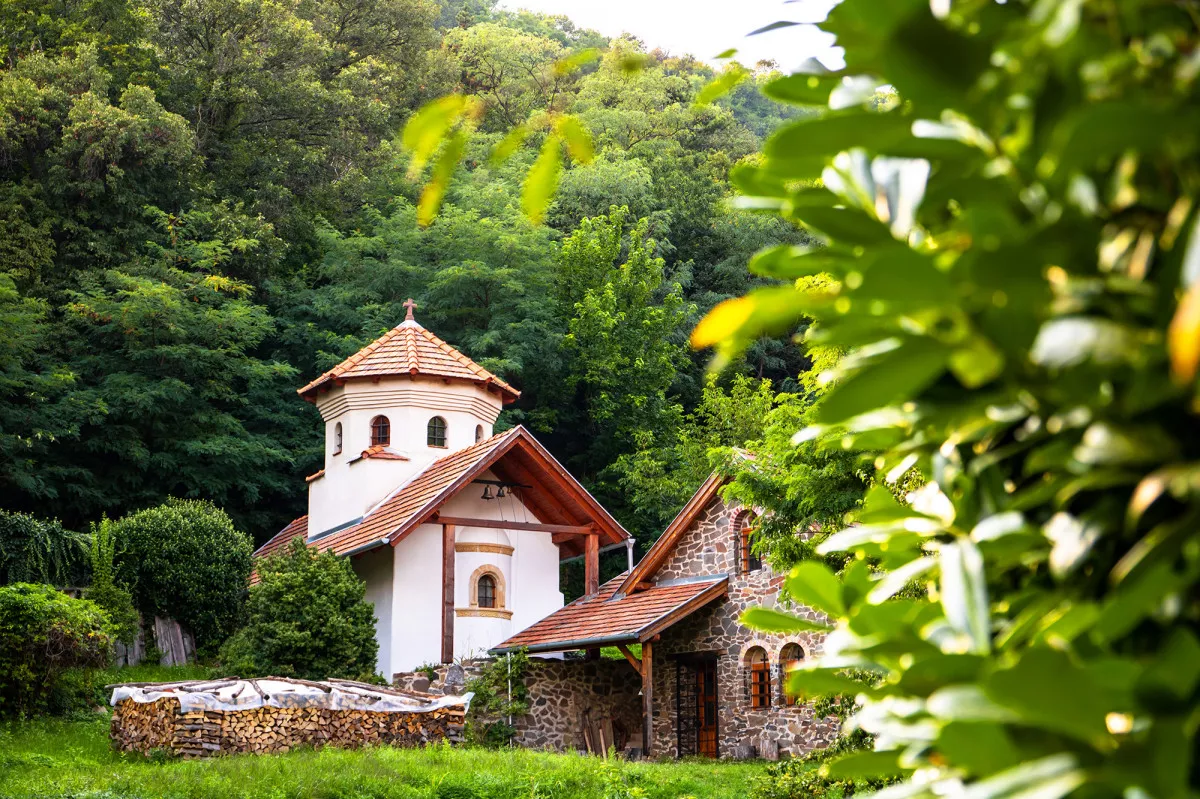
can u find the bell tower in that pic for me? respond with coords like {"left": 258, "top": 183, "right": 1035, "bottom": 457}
{"left": 297, "top": 301, "right": 521, "bottom": 538}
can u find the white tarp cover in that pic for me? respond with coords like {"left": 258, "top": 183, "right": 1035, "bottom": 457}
{"left": 110, "top": 679, "right": 472, "bottom": 715}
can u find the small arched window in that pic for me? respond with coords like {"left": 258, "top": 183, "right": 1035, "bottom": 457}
{"left": 745, "top": 646, "right": 770, "bottom": 708}
{"left": 477, "top": 575, "right": 496, "bottom": 608}
{"left": 333, "top": 422, "right": 343, "bottom": 455}
{"left": 779, "top": 643, "right": 804, "bottom": 706}
{"left": 739, "top": 514, "right": 762, "bottom": 575}
{"left": 427, "top": 416, "right": 447, "bottom": 448}
{"left": 475, "top": 424, "right": 484, "bottom": 443}
{"left": 370, "top": 415, "right": 390, "bottom": 447}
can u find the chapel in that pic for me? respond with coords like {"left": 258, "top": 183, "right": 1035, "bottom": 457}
{"left": 254, "top": 302, "right": 631, "bottom": 677}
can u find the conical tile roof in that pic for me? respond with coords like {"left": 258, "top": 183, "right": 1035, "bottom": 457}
{"left": 298, "top": 304, "right": 519, "bottom": 403}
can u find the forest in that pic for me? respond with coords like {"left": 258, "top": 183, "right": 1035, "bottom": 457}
{"left": 0, "top": 0, "right": 820, "bottom": 549}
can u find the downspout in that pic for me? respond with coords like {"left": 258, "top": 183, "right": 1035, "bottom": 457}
{"left": 626, "top": 538, "right": 635, "bottom": 572}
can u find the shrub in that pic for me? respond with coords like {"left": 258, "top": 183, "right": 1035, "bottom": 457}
{"left": 218, "top": 539, "right": 378, "bottom": 680}
{"left": 463, "top": 649, "right": 530, "bottom": 747}
{"left": 0, "top": 583, "right": 112, "bottom": 717}
{"left": 0, "top": 510, "right": 88, "bottom": 586}
{"left": 84, "top": 519, "right": 138, "bottom": 646}
{"left": 112, "top": 498, "right": 252, "bottom": 654}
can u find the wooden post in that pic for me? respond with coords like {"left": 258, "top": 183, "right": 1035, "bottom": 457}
{"left": 442, "top": 523, "right": 455, "bottom": 663}
{"left": 585, "top": 532, "right": 599, "bottom": 596}
{"left": 641, "top": 639, "right": 653, "bottom": 758}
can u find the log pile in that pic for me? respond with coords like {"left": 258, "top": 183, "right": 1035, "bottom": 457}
{"left": 109, "top": 678, "right": 467, "bottom": 758}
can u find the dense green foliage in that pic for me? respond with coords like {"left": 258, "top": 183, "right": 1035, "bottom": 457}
{"left": 0, "top": 715, "right": 764, "bottom": 799}
{"left": 692, "top": 2, "right": 1200, "bottom": 799}
{"left": 112, "top": 499, "right": 252, "bottom": 653}
{"left": 0, "top": 510, "right": 88, "bottom": 587}
{"left": 463, "top": 648, "right": 530, "bottom": 747}
{"left": 219, "top": 539, "right": 378, "bottom": 680}
{"left": 84, "top": 518, "right": 138, "bottom": 645}
{"left": 0, "top": 584, "right": 112, "bottom": 717}
{"left": 0, "top": 0, "right": 805, "bottom": 555}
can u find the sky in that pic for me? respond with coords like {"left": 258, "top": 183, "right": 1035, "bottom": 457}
{"left": 495, "top": 0, "right": 844, "bottom": 72}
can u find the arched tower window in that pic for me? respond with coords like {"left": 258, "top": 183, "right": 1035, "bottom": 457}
{"left": 427, "top": 416, "right": 447, "bottom": 447}
{"left": 469, "top": 566, "right": 505, "bottom": 609}
{"left": 477, "top": 575, "right": 496, "bottom": 608}
{"left": 737, "top": 513, "right": 763, "bottom": 575}
{"left": 370, "top": 415, "right": 390, "bottom": 447}
{"left": 779, "top": 643, "right": 804, "bottom": 706}
{"left": 333, "top": 422, "right": 343, "bottom": 455}
{"left": 475, "top": 424, "right": 484, "bottom": 443}
{"left": 745, "top": 646, "right": 770, "bottom": 708}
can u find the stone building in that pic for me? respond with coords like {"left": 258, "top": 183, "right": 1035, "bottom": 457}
{"left": 489, "top": 472, "right": 839, "bottom": 760}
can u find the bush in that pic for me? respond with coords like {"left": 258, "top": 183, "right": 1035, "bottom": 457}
{"left": 218, "top": 538, "right": 378, "bottom": 680}
{"left": 0, "top": 510, "right": 88, "bottom": 586}
{"left": 463, "top": 649, "right": 530, "bottom": 747}
{"left": 0, "top": 583, "right": 112, "bottom": 717}
{"left": 112, "top": 498, "right": 252, "bottom": 654}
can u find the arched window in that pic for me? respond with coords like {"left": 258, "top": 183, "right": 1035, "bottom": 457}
{"left": 427, "top": 416, "right": 447, "bottom": 447}
{"left": 477, "top": 574, "right": 496, "bottom": 608}
{"left": 333, "top": 422, "right": 343, "bottom": 455}
{"left": 738, "top": 513, "right": 763, "bottom": 575}
{"left": 745, "top": 646, "right": 770, "bottom": 708}
{"left": 475, "top": 424, "right": 484, "bottom": 443}
{"left": 370, "top": 415, "right": 390, "bottom": 447}
{"left": 779, "top": 643, "right": 804, "bottom": 706}
{"left": 470, "top": 566, "right": 505, "bottom": 610}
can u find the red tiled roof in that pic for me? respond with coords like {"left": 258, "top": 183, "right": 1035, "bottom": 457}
{"left": 349, "top": 445, "right": 409, "bottom": 463}
{"left": 254, "top": 515, "right": 308, "bottom": 559}
{"left": 491, "top": 575, "right": 728, "bottom": 654}
{"left": 297, "top": 318, "right": 519, "bottom": 403}
{"left": 306, "top": 469, "right": 325, "bottom": 483}
{"left": 313, "top": 428, "right": 522, "bottom": 556}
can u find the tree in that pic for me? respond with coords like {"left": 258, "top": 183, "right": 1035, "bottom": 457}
{"left": 219, "top": 539, "right": 378, "bottom": 680}
{"left": 113, "top": 499, "right": 253, "bottom": 654}
{"left": 691, "top": 3, "right": 1200, "bottom": 799}
{"left": 85, "top": 518, "right": 139, "bottom": 645}
{"left": 0, "top": 510, "right": 89, "bottom": 587}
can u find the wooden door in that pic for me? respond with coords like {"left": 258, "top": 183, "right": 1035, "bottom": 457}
{"left": 696, "top": 659, "right": 718, "bottom": 758}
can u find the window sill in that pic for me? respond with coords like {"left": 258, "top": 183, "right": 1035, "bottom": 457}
{"left": 455, "top": 607, "right": 512, "bottom": 619}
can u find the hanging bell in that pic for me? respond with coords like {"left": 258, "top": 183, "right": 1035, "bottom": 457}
{"left": 481, "top": 485, "right": 494, "bottom": 500}
{"left": 496, "top": 486, "right": 506, "bottom": 498}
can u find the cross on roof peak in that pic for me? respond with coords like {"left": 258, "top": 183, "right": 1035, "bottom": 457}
{"left": 403, "top": 298, "right": 417, "bottom": 322}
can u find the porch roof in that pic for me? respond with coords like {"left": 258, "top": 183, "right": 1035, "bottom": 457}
{"left": 490, "top": 574, "right": 728, "bottom": 654}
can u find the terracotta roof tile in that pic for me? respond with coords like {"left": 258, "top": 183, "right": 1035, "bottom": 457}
{"left": 298, "top": 318, "right": 519, "bottom": 402}
{"left": 250, "top": 515, "right": 308, "bottom": 584}
{"left": 350, "top": 445, "right": 409, "bottom": 463}
{"left": 491, "top": 575, "right": 728, "bottom": 653}
{"left": 305, "top": 469, "right": 325, "bottom": 483}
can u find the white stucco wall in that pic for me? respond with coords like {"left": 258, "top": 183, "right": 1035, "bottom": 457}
{"left": 383, "top": 471, "right": 566, "bottom": 673}
{"left": 351, "top": 545, "right": 394, "bottom": 679}
{"left": 308, "top": 377, "right": 502, "bottom": 536}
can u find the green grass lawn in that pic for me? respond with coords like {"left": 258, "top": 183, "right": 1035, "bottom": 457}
{"left": 0, "top": 715, "right": 766, "bottom": 799}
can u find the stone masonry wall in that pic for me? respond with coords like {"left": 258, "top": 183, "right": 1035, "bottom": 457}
{"left": 649, "top": 496, "right": 839, "bottom": 759}
{"left": 393, "top": 657, "right": 641, "bottom": 753}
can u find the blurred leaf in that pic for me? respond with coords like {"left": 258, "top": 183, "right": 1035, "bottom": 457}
{"left": 691, "top": 285, "right": 828, "bottom": 351}
{"left": 787, "top": 667, "right": 880, "bottom": 699}
{"left": 939, "top": 538, "right": 991, "bottom": 654}
{"left": 749, "top": 20, "right": 801, "bottom": 35}
{"left": 766, "top": 113, "right": 912, "bottom": 164}
{"left": 822, "top": 750, "right": 908, "bottom": 779}
{"left": 935, "top": 722, "right": 1021, "bottom": 777}
{"left": 983, "top": 648, "right": 1115, "bottom": 745}
{"left": 416, "top": 130, "right": 467, "bottom": 227}
{"left": 1167, "top": 280, "right": 1200, "bottom": 383}
{"left": 521, "top": 134, "right": 562, "bottom": 225}
{"left": 868, "top": 556, "right": 935, "bottom": 603}
{"left": 1030, "top": 317, "right": 1142, "bottom": 368}
{"left": 555, "top": 116, "right": 594, "bottom": 164}
{"left": 814, "top": 338, "right": 948, "bottom": 425}
{"left": 742, "top": 606, "right": 832, "bottom": 633}
{"left": 552, "top": 47, "right": 601, "bottom": 76}
{"left": 764, "top": 73, "right": 842, "bottom": 106}
{"left": 949, "top": 336, "right": 1005, "bottom": 388}
{"left": 786, "top": 560, "right": 846, "bottom": 616}
{"left": 490, "top": 124, "right": 530, "bottom": 166}
{"left": 402, "top": 95, "right": 471, "bottom": 177}
{"left": 695, "top": 65, "right": 749, "bottom": 107}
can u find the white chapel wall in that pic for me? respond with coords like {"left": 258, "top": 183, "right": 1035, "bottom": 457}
{"left": 351, "top": 545, "right": 394, "bottom": 679}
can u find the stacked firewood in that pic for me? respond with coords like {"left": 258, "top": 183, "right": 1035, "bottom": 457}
{"left": 110, "top": 678, "right": 467, "bottom": 758}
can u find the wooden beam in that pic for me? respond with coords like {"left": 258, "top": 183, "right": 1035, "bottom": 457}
{"left": 441, "top": 524, "right": 455, "bottom": 664}
{"left": 585, "top": 533, "right": 600, "bottom": 596}
{"left": 434, "top": 515, "right": 594, "bottom": 536}
{"left": 641, "top": 640, "right": 654, "bottom": 758}
{"left": 616, "top": 644, "right": 642, "bottom": 672}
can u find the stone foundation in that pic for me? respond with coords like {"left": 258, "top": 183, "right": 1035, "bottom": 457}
{"left": 394, "top": 656, "right": 642, "bottom": 753}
